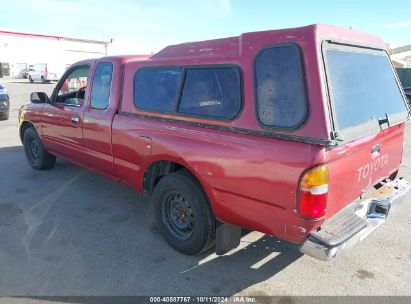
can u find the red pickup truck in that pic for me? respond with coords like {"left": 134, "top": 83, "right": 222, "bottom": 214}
{"left": 19, "top": 24, "right": 410, "bottom": 260}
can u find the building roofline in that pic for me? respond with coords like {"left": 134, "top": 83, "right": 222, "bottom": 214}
{"left": 389, "top": 44, "right": 411, "bottom": 55}
{"left": 0, "top": 29, "right": 109, "bottom": 45}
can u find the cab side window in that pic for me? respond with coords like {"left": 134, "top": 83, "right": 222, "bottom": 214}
{"left": 57, "top": 65, "right": 90, "bottom": 105}
{"left": 90, "top": 62, "right": 113, "bottom": 109}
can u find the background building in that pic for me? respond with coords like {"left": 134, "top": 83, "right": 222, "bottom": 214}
{"left": 0, "top": 30, "right": 110, "bottom": 78}
{"left": 389, "top": 44, "right": 411, "bottom": 68}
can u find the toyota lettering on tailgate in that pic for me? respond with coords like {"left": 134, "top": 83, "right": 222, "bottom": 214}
{"left": 357, "top": 154, "right": 388, "bottom": 182}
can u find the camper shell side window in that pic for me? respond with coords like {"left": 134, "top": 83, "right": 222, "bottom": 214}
{"left": 133, "top": 65, "right": 242, "bottom": 121}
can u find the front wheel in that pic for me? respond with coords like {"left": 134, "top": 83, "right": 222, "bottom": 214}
{"left": 23, "top": 128, "right": 56, "bottom": 170}
{"left": 153, "top": 170, "right": 217, "bottom": 255}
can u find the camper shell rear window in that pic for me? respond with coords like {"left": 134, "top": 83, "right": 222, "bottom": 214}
{"left": 323, "top": 42, "right": 408, "bottom": 143}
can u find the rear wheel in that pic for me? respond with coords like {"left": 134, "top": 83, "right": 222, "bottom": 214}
{"left": 23, "top": 128, "right": 56, "bottom": 170}
{"left": 41, "top": 76, "right": 46, "bottom": 83}
{"left": 153, "top": 170, "right": 217, "bottom": 255}
{"left": 29, "top": 76, "right": 33, "bottom": 83}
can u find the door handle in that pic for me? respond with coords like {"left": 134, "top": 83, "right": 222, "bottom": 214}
{"left": 71, "top": 117, "right": 79, "bottom": 125}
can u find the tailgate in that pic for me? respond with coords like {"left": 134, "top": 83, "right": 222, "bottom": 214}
{"left": 325, "top": 123, "right": 405, "bottom": 218}
{"left": 322, "top": 42, "right": 409, "bottom": 219}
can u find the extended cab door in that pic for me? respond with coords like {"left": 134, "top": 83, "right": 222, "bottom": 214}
{"left": 82, "top": 59, "right": 118, "bottom": 179}
{"left": 41, "top": 64, "right": 91, "bottom": 167}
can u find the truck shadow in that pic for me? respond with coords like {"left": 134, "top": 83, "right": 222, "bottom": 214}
{"left": 177, "top": 235, "right": 303, "bottom": 296}
{"left": 0, "top": 146, "right": 302, "bottom": 298}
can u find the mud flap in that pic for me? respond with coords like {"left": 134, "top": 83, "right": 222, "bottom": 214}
{"left": 216, "top": 223, "right": 242, "bottom": 255}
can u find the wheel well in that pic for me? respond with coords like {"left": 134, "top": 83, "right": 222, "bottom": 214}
{"left": 19, "top": 121, "right": 35, "bottom": 142}
{"left": 143, "top": 161, "right": 198, "bottom": 195}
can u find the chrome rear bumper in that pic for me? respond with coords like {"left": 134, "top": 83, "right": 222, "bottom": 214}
{"left": 300, "top": 178, "right": 410, "bottom": 261}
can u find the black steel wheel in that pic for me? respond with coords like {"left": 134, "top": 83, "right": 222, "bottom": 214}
{"left": 23, "top": 128, "right": 56, "bottom": 170}
{"left": 162, "top": 192, "right": 195, "bottom": 241}
{"left": 153, "top": 170, "right": 217, "bottom": 255}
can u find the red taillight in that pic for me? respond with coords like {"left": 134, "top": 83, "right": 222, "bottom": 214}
{"left": 299, "top": 191, "right": 327, "bottom": 218}
{"left": 298, "top": 165, "right": 328, "bottom": 219}
{"left": 45, "top": 66, "right": 48, "bottom": 75}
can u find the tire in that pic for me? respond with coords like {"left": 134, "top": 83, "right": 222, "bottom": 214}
{"left": 29, "top": 76, "right": 33, "bottom": 83}
{"left": 41, "top": 76, "right": 46, "bottom": 83}
{"left": 23, "top": 128, "right": 56, "bottom": 170}
{"left": 153, "top": 170, "right": 217, "bottom": 255}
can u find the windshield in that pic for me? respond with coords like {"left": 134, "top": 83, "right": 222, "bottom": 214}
{"left": 325, "top": 44, "right": 408, "bottom": 142}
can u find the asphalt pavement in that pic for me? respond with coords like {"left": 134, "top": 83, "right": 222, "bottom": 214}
{"left": 0, "top": 80, "right": 410, "bottom": 299}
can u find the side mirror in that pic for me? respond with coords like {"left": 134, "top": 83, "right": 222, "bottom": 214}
{"left": 30, "top": 92, "right": 49, "bottom": 104}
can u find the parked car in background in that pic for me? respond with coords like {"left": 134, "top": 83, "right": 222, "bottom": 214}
{"left": 28, "top": 63, "right": 62, "bottom": 83}
{"left": 0, "top": 84, "right": 10, "bottom": 120}
{"left": 396, "top": 68, "right": 411, "bottom": 104}
{"left": 24, "top": 65, "right": 34, "bottom": 79}
{"left": 20, "top": 24, "right": 410, "bottom": 261}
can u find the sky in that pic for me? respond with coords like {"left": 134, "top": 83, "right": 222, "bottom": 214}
{"left": 0, "top": 0, "right": 410, "bottom": 55}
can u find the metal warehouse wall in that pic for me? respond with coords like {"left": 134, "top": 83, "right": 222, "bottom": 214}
{"left": 0, "top": 31, "right": 107, "bottom": 78}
